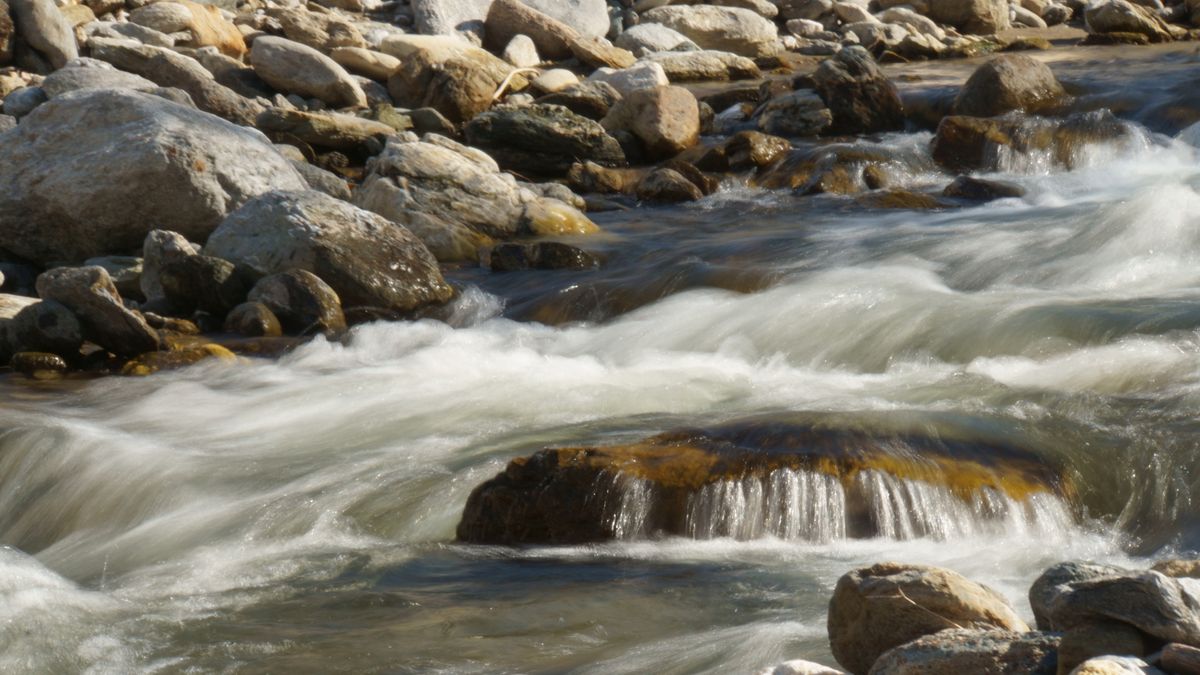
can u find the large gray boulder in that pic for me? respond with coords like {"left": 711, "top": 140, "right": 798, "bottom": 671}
{"left": 88, "top": 37, "right": 264, "bottom": 125}
{"left": 10, "top": 0, "right": 78, "bottom": 69}
{"left": 250, "top": 36, "right": 367, "bottom": 109}
{"left": 601, "top": 85, "right": 700, "bottom": 160}
{"left": 953, "top": 54, "right": 1065, "bottom": 117}
{"left": 1048, "top": 571, "right": 1200, "bottom": 646}
{"left": 411, "top": 0, "right": 609, "bottom": 39}
{"left": 614, "top": 23, "right": 699, "bottom": 56}
{"left": 205, "top": 190, "right": 454, "bottom": 312}
{"left": 1029, "top": 561, "right": 1129, "bottom": 631}
{"left": 0, "top": 89, "right": 305, "bottom": 265}
{"left": 828, "top": 563, "right": 1030, "bottom": 675}
{"left": 641, "top": 5, "right": 780, "bottom": 57}
{"left": 35, "top": 266, "right": 161, "bottom": 356}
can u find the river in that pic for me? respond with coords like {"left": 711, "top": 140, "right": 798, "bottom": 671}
{"left": 4, "top": 47, "right": 1200, "bottom": 673}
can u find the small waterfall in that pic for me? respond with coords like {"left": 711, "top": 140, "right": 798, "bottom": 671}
{"left": 602, "top": 468, "right": 1074, "bottom": 543}
{"left": 686, "top": 470, "right": 847, "bottom": 542}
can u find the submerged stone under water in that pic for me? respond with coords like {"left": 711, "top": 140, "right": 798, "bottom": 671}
{"left": 457, "top": 414, "right": 1075, "bottom": 545}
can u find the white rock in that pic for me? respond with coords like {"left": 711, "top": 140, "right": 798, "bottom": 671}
{"left": 250, "top": 35, "right": 367, "bottom": 109}
{"left": 502, "top": 33, "right": 540, "bottom": 67}
{"left": 587, "top": 61, "right": 669, "bottom": 96}
{"left": 613, "top": 22, "right": 699, "bottom": 56}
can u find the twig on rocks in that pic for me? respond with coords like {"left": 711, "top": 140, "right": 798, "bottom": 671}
{"left": 866, "top": 588, "right": 967, "bottom": 630}
{"left": 492, "top": 68, "right": 541, "bottom": 102}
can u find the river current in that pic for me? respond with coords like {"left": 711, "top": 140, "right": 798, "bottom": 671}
{"left": 6, "top": 50, "right": 1200, "bottom": 673}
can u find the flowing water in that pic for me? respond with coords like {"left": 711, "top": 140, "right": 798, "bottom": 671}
{"left": 8, "top": 51, "right": 1200, "bottom": 673}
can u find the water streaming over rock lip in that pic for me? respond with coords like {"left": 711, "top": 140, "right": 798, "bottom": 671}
{"left": 10, "top": 59, "right": 1200, "bottom": 671}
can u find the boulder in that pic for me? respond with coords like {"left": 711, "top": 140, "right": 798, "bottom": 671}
{"left": 879, "top": 6, "right": 945, "bottom": 37}
{"left": 250, "top": 36, "right": 367, "bottom": 109}
{"left": 925, "top": 0, "right": 1009, "bottom": 33}
{"left": 359, "top": 136, "right": 597, "bottom": 243}
{"left": 129, "top": 0, "right": 244, "bottom": 57}
{"left": 756, "top": 90, "right": 833, "bottom": 137}
{"left": 88, "top": 37, "right": 264, "bottom": 126}
{"left": 255, "top": 108, "right": 395, "bottom": 153}
{"left": 587, "top": 61, "right": 669, "bottom": 97}
{"left": 1162, "top": 643, "right": 1200, "bottom": 675}
{"left": 266, "top": 6, "right": 366, "bottom": 53}
{"left": 614, "top": 23, "right": 700, "bottom": 56}
{"left": 457, "top": 414, "right": 1071, "bottom": 545}
{"left": 1085, "top": 0, "right": 1175, "bottom": 41}
{"left": 640, "top": 6, "right": 780, "bottom": 58}
{"left": 247, "top": 270, "right": 346, "bottom": 335}
{"left": 205, "top": 190, "right": 453, "bottom": 312}
{"left": 601, "top": 85, "right": 700, "bottom": 160}
{"left": 1048, "top": 571, "right": 1200, "bottom": 646}
{"left": 636, "top": 167, "right": 704, "bottom": 202}
{"left": 0, "top": 294, "right": 37, "bottom": 320}
{"left": 537, "top": 80, "right": 622, "bottom": 119}
{"left": 411, "top": 0, "right": 609, "bottom": 39}
{"left": 464, "top": 103, "right": 626, "bottom": 176}
{"left": 35, "top": 266, "right": 161, "bottom": 356}
{"left": 88, "top": 22, "right": 174, "bottom": 48}
{"left": 0, "top": 90, "right": 304, "bottom": 265}
{"left": 869, "top": 630, "right": 1059, "bottom": 675}
{"left": 386, "top": 41, "right": 524, "bottom": 124}
{"left": 830, "top": 563, "right": 1030, "bottom": 674}
{"left": 330, "top": 47, "right": 401, "bottom": 81}
{"left": 486, "top": 0, "right": 578, "bottom": 60}
{"left": 642, "top": 50, "right": 760, "bottom": 81}
{"left": 502, "top": 34, "right": 540, "bottom": 67}
{"left": 223, "top": 301, "right": 282, "bottom": 337}
{"left": 40, "top": 57, "right": 158, "bottom": 98}
{"left": 6, "top": 300, "right": 83, "bottom": 357}
{"left": 1029, "top": 562, "right": 1130, "bottom": 631}
{"left": 1058, "top": 620, "right": 1147, "bottom": 674}
{"left": 9, "top": 0, "right": 78, "bottom": 69}
{"left": 159, "top": 254, "right": 253, "bottom": 316}
{"left": 695, "top": 130, "right": 792, "bottom": 171}
{"left": 953, "top": 54, "right": 1065, "bottom": 117}
{"left": 141, "top": 230, "right": 200, "bottom": 306}
{"left": 812, "top": 46, "right": 904, "bottom": 135}
{"left": 354, "top": 178, "right": 494, "bottom": 262}
{"left": 2, "top": 86, "right": 46, "bottom": 118}
{"left": 569, "top": 36, "right": 636, "bottom": 70}
{"left": 531, "top": 68, "right": 578, "bottom": 94}
{"left": 83, "top": 255, "right": 143, "bottom": 300}
{"left": 931, "top": 111, "right": 1135, "bottom": 173}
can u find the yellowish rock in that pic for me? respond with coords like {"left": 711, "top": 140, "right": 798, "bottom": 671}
{"left": 523, "top": 199, "right": 600, "bottom": 236}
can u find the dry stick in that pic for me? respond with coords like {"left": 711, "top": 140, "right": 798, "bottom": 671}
{"left": 492, "top": 68, "right": 541, "bottom": 102}
{"left": 865, "top": 588, "right": 967, "bottom": 631}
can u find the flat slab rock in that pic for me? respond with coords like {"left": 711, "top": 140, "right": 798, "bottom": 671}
{"left": 456, "top": 413, "right": 1071, "bottom": 545}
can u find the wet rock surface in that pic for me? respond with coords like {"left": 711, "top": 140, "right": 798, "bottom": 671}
{"left": 457, "top": 415, "right": 1072, "bottom": 545}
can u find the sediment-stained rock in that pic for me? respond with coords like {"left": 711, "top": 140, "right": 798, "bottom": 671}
{"left": 457, "top": 415, "right": 1073, "bottom": 545}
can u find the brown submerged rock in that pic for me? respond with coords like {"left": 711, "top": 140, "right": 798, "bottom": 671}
{"left": 10, "top": 351, "right": 68, "bottom": 380}
{"left": 456, "top": 415, "right": 1072, "bottom": 545}
{"left": 930, "top": 110, "right": 1134, "bottom": 173}
{"left": 122, "top": 341, "right": 236, "bottom": 376}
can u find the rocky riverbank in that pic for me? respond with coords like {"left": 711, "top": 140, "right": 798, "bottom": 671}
{"left": 757, "top": 558, "right": 1200, "bottom": 674}
{"left": 1, "top": 0, "right": 1199, "bottom": 380}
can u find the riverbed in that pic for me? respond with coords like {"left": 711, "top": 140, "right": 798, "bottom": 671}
{"left": 4, "top": 45, "right": 1200, "bottom": 673}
